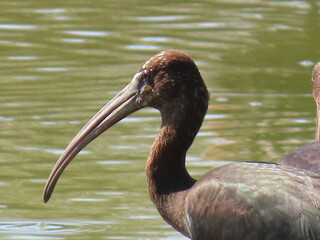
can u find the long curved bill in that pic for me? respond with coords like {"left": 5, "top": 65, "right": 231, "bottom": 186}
{"left": 43, "top": 72, "right": 144, "bottom": 203}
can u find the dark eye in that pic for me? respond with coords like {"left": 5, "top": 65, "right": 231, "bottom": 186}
{"left": 141, "top": 70, "right": 149, "bottom": 80}
{"left": 140, "top": 69, "right": 156, "bottom": 88}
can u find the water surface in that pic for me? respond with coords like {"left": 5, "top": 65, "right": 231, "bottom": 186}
{"left": 0, "top": 0, "right": 319, "bottom": 239}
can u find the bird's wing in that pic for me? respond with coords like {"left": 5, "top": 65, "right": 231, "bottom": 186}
{"left": 185, "top": 162, "right": 320, "bottom": 240}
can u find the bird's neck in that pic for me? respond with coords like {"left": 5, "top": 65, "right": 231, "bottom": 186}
{"left": 145, "top": 102, "right": 204, "bottom": 236}
{"left": 315, "top": 96, "right": 320, "bottom": 141}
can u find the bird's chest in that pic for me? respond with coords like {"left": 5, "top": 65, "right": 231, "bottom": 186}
{"left": 152, "top": 192, "right": 191, "bottom": 238}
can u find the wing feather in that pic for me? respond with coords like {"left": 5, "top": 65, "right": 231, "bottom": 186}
{"left": 185, "top": 163, "right": 320, "bottom": 240}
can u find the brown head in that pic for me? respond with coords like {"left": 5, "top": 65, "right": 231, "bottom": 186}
{"left": 43, "top": 50, "right": 209, "bottom": 202}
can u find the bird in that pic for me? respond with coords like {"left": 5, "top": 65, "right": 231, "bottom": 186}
{"left": 43, "top": 50, "right": 320, "bottom": 240}
{"left": 280, "top": 62, "right": 320, "bottom": 174}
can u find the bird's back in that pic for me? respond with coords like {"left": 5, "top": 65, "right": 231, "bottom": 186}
{"left": 186, "top": 162, "right": 320, "bottom": 240}
{"left": 280, "top": 142, "right": 320, "bottom": 174}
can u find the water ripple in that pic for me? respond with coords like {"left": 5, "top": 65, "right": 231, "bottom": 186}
{"left": 36, "top": 67, "right": 69, "bottom": 72}
{"left": 0, "top": 24, "right": 36, "bottom": 30}
{"left": 136, "top": 15, "right": 192, "bottom": 21}
{"left": 125, "top": 44, "right": 160, "bottom": 51}
{"left": 17, "top": 146, "right": 90, "bottom": 155}
{"left": 62, "top": 38, "right": 86, "bottom": 43}
{"left": 34, "top": 8, "right": 66, "bottom": 13}
{"left": 64, "top": 30, "right": 109, "bottom": 37}
{"left": 7, "top": 56, "right": 38, "bottom": 60}
{"left": 0, "top": 219, "right": 111, "bottom": 239}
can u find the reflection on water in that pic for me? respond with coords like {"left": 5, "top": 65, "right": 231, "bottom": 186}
{"left": 0, "top": 219, "right": 111, "bottom": 239}
{"left": 0, "top": 0, "right": 319, "bottom": 239}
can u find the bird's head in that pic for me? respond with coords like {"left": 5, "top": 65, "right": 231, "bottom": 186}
{"left": 43, "top": 50, "right": 209, "bottom": 202}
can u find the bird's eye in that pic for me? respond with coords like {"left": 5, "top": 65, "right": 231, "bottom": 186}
{"left": 139, "top": 69, "right": 156, "bottom": 88}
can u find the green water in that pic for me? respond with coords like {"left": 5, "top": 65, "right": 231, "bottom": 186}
{"left": 0, "top": 0, "right": 319, "bottom": 239}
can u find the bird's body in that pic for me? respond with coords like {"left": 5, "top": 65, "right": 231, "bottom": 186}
{"left": 280, "top": 62, "right": 320, "bottom": 174}
{"left": 186, "top": 163, "right": 319, "bottom": 240}
{"left": 149, "top": 159, "right": 320, "bottom": 239}
{"left": 43, "top": 50, "right": 320, "bottom": 239}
